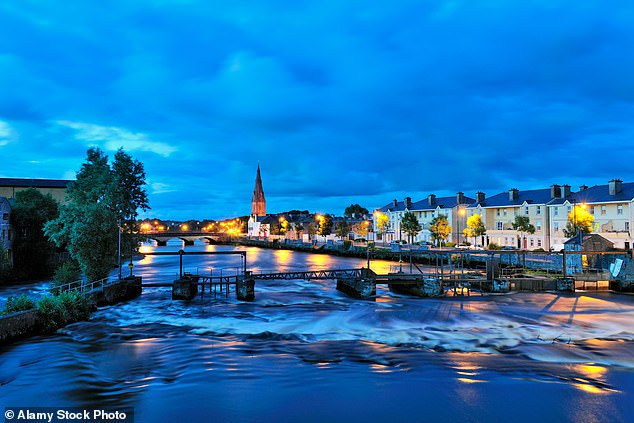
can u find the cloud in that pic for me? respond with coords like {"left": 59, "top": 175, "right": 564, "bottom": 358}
{"left": 0, "top": 120, "right": 16, "bottom": 146}
{"left": 54, "top": 120, "right": 177, "bottom": 157}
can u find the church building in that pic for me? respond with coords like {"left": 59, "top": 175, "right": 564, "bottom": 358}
{"left": 248, "top": 165, "right": 271, "bottom": 237}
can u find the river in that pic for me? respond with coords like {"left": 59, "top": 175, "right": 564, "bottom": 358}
{"left": 2, "top": 242, "right": 634, "bottom": 422}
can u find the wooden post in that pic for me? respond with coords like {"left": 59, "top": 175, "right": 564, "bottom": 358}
{"left": 179, "top": 249, "right": 184, "bottom": 278}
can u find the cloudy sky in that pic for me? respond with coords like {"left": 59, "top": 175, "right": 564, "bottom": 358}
{"left": 1, "top": 1, "right": 633, "bottom": 220}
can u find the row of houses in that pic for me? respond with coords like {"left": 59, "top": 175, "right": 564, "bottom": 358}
{"left": 377, "top": 179, "right": 634, "bottom": 251}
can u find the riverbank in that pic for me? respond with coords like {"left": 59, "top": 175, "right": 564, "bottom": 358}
{"left": 0, "top": 276, "right": 142, "bottom": 345}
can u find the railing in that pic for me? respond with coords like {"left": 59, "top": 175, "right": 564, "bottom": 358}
{"left": 252, "top": 268, "right": 369, "bottom": 280}
{"left": 52, "top": 277, "right": 113, "bottom": 294}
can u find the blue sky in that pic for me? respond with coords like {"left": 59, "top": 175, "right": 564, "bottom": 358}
{"left": 1, "top": 1, "right": 633, "bottom": 220}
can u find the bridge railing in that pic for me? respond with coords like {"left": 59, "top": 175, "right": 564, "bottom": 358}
{"left": 52, "top": 277, "right": 113, "bottom": 295}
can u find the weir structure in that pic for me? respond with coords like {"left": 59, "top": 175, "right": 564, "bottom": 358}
{"left": 134, "top": 248, "right": 632, "bottom": 301}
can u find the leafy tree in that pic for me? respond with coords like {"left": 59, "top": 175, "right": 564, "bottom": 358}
{"left": 45, "top": 148, "right": 149, "bottom": 281}
{"left": 401, "top": 211, "right": 422, "bottom": 243}
{"left": 563, "top": 205, "right": 594, "bottom": 238}
{"left": 375, "top": 212, "right": 390, "bottom": 244}
{"left": 317, "top": 214, "right": 332, "bottom": 236}
{"left": 0, "top": 244, "right": 11, "bottom": 281}
{"left": 306, "top": 223, "right": 316, "bottom": 240}
{"left": 10, "top": 188, "right": 60, "bottom": 279}
{"left": 344, "top": 204, "right": 369, "bottom": 218}
{"left": 335, "top": 220, "right": 349, "bottom": 239}
{"left": 463, "top": 214, "right": 486, "bottom": 246}
{"left": 352, "top": 221, "right": 370, "bottom": 238}
{"left": 429, "top": 215, "right": 451, "bottom": 248}
{"left": 512, "top": 215, "right": 536, "bottom": 249}
{"left": 294, "top": 222, "right": 304, "bottom": 240}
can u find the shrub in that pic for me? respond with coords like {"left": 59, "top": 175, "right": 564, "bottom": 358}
{"left": 2, "top": 294, "right": 36, "bottom": 315}
{"left": 53, "top": 261, "right": 81, "bottom": 288}
{"left": 488, "top": 243, "right": 502, "bottom": 250}
{"left": 342, "top": 240, "right": 352, "bottom": 250}
{"left": 36, "top": 295, "right": 68, "bottom": 333}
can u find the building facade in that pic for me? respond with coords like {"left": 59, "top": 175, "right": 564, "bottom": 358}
{"left": 0, "top": 178, "right": 71, "bottom": 204}
{"left": 0, "top": 196, "right": 13, "bottom": 265}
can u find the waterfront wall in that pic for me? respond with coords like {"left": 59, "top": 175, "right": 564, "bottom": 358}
{"left": 0, "top": 277, "right": 142, "bottom": 345}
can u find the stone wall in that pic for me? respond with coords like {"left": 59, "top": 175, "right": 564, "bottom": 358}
{"left": 0, "top": 310, "right": 39, "bottom": 343}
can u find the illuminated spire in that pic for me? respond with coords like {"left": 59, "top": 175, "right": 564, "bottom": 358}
{"left": 251, "top": 164, "right": 266, "bottom": 216}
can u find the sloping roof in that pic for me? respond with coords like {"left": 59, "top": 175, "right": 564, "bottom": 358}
{"left": 468, "top": 188, "right": 563, "bottom": 208}
{"left": 572, "top": 182, "right": 634, "bottom": 204}
{"left": 0, "top": 178, "right": 72, "bottom": 188}
{"left": 411, "top": 195, "right": 474, "bottom": 211}
{"left": 564, "top": 233, "right": 614, "bottom": 247}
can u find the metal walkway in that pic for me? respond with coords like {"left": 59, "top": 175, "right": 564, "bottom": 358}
{"left": 251, "top": 268, "right": 371, "bottom": 280}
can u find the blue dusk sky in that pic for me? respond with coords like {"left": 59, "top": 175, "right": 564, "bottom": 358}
{"left": 1, "top": 1, "right": 633, "bottom": 220}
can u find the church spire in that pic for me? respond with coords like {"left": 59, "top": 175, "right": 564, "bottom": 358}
{"left": 251, "top": 164, "right": 266, "bottom": 216}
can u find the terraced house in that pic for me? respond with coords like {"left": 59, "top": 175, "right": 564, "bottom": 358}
{"left": 376, "top": 192, "right": 473, "bottom": 244}
{"left": 377, "top": 179, "right": 633, "bottom": 251}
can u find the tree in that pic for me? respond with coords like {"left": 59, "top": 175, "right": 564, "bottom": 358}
{"left": 335, "top": 220, "right": 349, "bottom": 239}
{"left": 563, "top": 205, "right": 594, "bottom": 238}
{"left": 10, "top": 188, "right": 60, "bottom": 279}
{"left": 45, "top": 148, "right": 149, "bottom": 281}
{"left": 344, "top": 204, "right": 369, "bottom": 218}
{"left": 463, "top": 214, "right": 486, "bottom": 246}
{"left": 375, "top": 212, "right": 390, "bottom": 244}
{"left": 429, "top": 215, "right": 451, "bottom": 248}
{"left": 317, "top": 214, "right": 332, "bottom": 236}
{"left": 294, "top": 222, "right": 304, "bottom": 241}
{"left": 512, "top": 215, "right": 536, "bottom": 249}
{"left": 352, "top": 221, "right": 370, "bottom": 238}
{"left": 306, "top": 223, "right": 316, "bottom": 240}
{"left": 401, "top": 211, "right": 422, "bottom": 244}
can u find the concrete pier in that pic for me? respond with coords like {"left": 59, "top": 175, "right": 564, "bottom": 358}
{"left": 236, "top": 275, "right": 255, "bottom": 301}
{"left": 172, "top": 275, "right": 200, "bottom": 300}
{"left": 388, "top": 276, "right": 443, "bottom": 297}
{"left": 336, "top": 277, "right": 376, "bottom": 299}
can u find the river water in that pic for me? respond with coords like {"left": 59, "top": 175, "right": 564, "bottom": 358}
{"left": 2, "top": 243, "right": 634, "bottom": 422}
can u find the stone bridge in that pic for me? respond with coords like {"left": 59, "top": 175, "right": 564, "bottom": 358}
{"left": 143, "top": 231, "right": 229, "bottom": 246}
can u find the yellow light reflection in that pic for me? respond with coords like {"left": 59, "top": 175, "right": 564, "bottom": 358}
{"left": 457, "top": 377, "right": 486, "bottom": 384}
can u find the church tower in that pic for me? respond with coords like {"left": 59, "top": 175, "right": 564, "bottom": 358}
{"left": 251, "top": 164, "right": 266, "bottom": 216}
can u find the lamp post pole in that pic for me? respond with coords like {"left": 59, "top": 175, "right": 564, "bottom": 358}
{"left": 118, "top": 220, "right": 122, "bottom": 280}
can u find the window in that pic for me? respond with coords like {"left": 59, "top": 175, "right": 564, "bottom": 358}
{"left": 554, "top": 208, "right": 559, "bottom": 216}
{"left": 496, "top": 221, "right": 503, "bottom": 230}
{"left": 590, "top": 206, "right": 595, "bottom": 215}
{"left": 503, "top": 209, "right": 507, "bottom": 216}
{"left": 530, "top": 239, "right": 534, "bottom": 247}
{"left": 496, "top": 208, "right": 500, "bottom": 216}
{"left": 2, "top": 213, "right": 7, "bottom": 220}
{"left": 618, "top": 205, "right": 623, "bottom": 215}
{"left": 537, "top": 239, "right": 542, "bottom": 247}
{"left": 567, "top": 206, "right": 571, "bottom": 214}
{"left": 626, "top": 222, "right": 630, "bottom": 231}
{"left": 536, "top": 221, "right": 541, "bottom": 231}
{"left": 554, "top": 222, "right": 559, "bottom": 231}
{"left": 423, "top": 212, "right": 427, "bottom": 218}
{"left": 536, "top": 206, "right": 541, "bottom": 215}
{"left": 525, "top": 206, "right": 529, "bottom": 215}
{"left": 601, "top": 205, "right": 607, "bottom": 215}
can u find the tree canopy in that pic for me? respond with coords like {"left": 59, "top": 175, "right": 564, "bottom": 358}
{"left": 463, "top": 214, "right": 486, "bottom": 245}
{"left": 10, "top": 188, "right": 60, "bottom": 279}
{"left": 563, "top": 205, "right": 594, "bottom": 237}
{"left": 45, "top": 148, "right": 149, "bottom": 281}
{"left": 335, "top": 220, "right": 349, "bottom": 239}
{"left": 375, "top": 212, "right": 390, "bottom": 242}
{"left": 344, "top": 204, "right": 369, "bottom": 217}
{"left": 401, "top": 211, "right": 422, "bottom": 243}
{"left": 429, "top": 215, "right": 451, "bottom": 247}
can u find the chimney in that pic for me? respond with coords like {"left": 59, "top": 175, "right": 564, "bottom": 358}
{"left": 476, "top": 192, "right": 485, "bottom": 204}
{"left": 404, "top": 197, "right": 412, "bottom": 209}
{"left": 508, "top": 188, "right": 519, "bottom": 201}
{"left": 550, "top": 184, "right": 561, "bottom": 199}
{"left": 393, "top": 199, "right": 398, "bottom": 208}
{"left": 428, "top": 194, "right": 436, "bottom": 206}
{"left": 609, "top": 179, "right": 623, "bottom": 195}
{"left": 562, "top": 185, "right": 571, "bottom": 198}
{"left": 579, "top": 184, "right": 588, "bottom": 191}
{"left": 456, "top": 192, "right": 465, "bottom": 204}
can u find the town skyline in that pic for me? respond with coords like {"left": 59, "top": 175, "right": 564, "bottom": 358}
{"left": 2, "top": 1, "right": 634, "bottom": 220}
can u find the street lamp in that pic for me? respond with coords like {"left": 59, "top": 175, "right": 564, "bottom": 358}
{"left": 458, "top": 208, "right": 466, "bottom": 246}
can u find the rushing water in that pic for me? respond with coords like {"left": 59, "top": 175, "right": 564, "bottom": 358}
{"left": 2, "top": 242, "right": 634, "bottom": 422}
